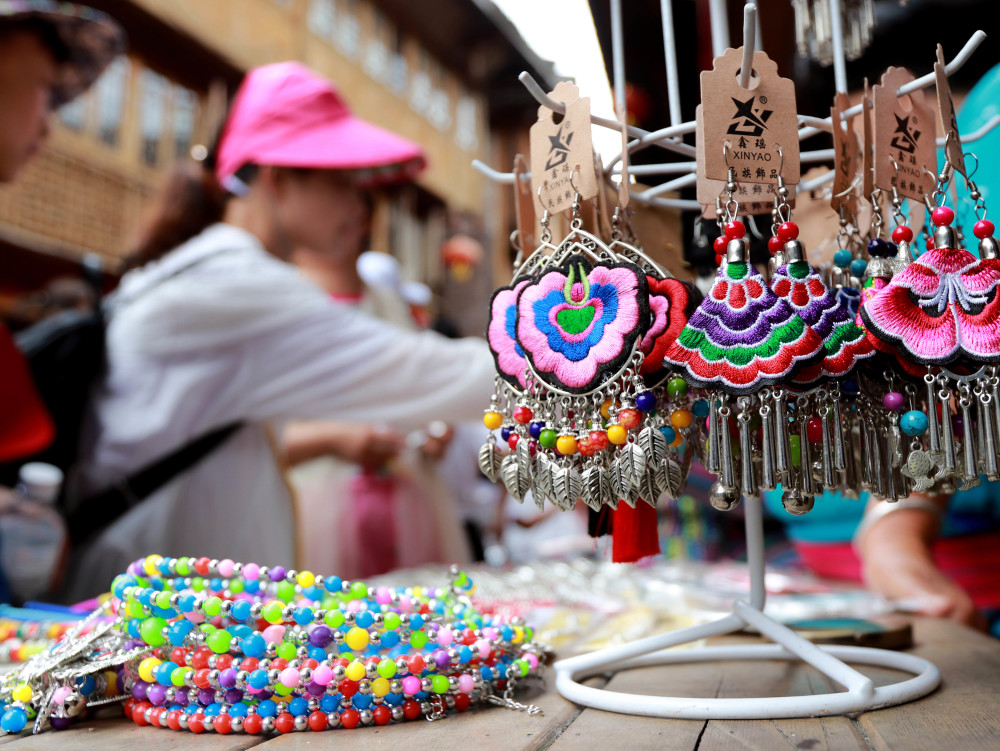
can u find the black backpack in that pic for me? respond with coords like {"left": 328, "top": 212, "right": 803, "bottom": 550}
{"left": 2, "top": 254, "right": 240, "bottom": 544}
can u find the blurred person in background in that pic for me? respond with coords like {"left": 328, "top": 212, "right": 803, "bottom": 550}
{"left": 60, "top": 61, "right": 496, "bottom": 600}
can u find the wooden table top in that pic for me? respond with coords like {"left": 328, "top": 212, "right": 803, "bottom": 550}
{"left": 2, "top": 615, "right": 996, "bottom": 751}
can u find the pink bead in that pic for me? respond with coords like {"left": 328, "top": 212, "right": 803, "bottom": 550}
{"left": 402, "top": 676, "right": 421, "bottom": 695}
{"left": 526, "top": 653, "right": 539, "bottom": 670}
{"left": 279, "top": 668, "right": 300, "bottom": 688}
{"left": 262, "top": 625, "right": 285, "bottom": 644}
{"left": 475, "top": 639, "right": 491, "bottom": 657}
{"left": 931, "top": 205, "right": 954, "bottom": 226}
{"left": 483, "top": 627, "right": 499, "bottom": 641}
{"left": 217, "top": 559, "right": 235, "bottom": 578}
{"left": 458, "top": 674, "right": 475, "bottom": 693}
{"left": 312, "top": 665, "right": 333, "bottom": 686}
{"left": 375, "top": 587, "right": 392, "bottom": 605}
{"left": 243, "top": 563, "right": 260, "bottom": 581}
{"left": 186, "top": 611, "right": 205, "bottom": 624}
{"left": 974, "top": 219, "right": 995, "bottom": 239}
{"left": 52, "top": 686, "right": 73, "bottom": 706}
{"left": 882, "top": 391, "right": 905, "bottom": 411}
{"left": 398, "top": 596, "right": 411, "bottom": 611}
{"left": 437, "top": 628, "right": 454, "bottom": 647}
{"left": 346, "top": 600, "right": 364, "bottom": 613}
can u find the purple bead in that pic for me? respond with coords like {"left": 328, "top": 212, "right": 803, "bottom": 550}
{"left": 882, "top": 392, "right": 904, "bottom": 411}
{"left": 219, "top": 668, "right": 238, "bottom": 688}
{"left": 50, "top": 717, "right": 73, "bottom": 730}
{"left": 309, "top": 626, "right": 333, "bottom": 648}
{"left": 132, "top": 682, "right": 148, "bottom": 701}
{"left": 224, "top": 688, "right": 244, "bottom": 704}
{"left": 197, "top": 689, "right": 215, "bottom": 706}
{"left": 528, "top": 421, "right": 545, "bottom": 439}
{"left": 269, "top": 566, "right": 287, "bottom": 582}
{"left": 146, "top": 683, "right": 168, "bottom": 706}
{"left": 500, "top": 426, "right": 512, "bottom": 442}
{"left": 952, "top": 414, "right": 964, "bottom": 439}
{"left": 434, "top": 650, "right": 450, "bottom": 669}
{"left": 175, "top": 690, "right": 190, "bottom": 706}
{"left": 306, "top": 681, "right": 326, "bottom": 696}
{"left": 635, "top": 391, "right": 657, "bottom": 411}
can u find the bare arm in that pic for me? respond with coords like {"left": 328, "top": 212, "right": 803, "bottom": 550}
{"left": 283, "top": 421, "right": 404, "bottom": 469}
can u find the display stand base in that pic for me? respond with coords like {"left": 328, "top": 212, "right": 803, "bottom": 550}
{"left": 554, "top": 497, "right": 941, "bottom": 720}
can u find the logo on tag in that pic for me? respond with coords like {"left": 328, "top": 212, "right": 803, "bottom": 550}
{"left": 890, "top": 113, "right": 920, "bottom": 154}
{"left": 545, "top": 121, "right": 573, "bottom": 170}
{"left": 727, "top": 96, "right": 773, "bottom": 137}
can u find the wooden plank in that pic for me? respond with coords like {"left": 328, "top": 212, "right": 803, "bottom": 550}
{"left": 857, "top": 617, "right": 1000, "bottom": 751}
{"left": 256, "top": 667, "right": 596, "bottom": 751}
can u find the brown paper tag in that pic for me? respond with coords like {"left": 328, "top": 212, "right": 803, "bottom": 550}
{"left": 830, "top": 93, "right": 860, "bottom": 218}
{"left": 696, "top": 104, "right": 794, "bottom": 218}
{"left": 862, "top": 78, "right": 874, "bottom": 200}
{"left": 935, "top": 44, "right": 967, "bottom": 179}
{"left": 513, "top": 154, "right": 536, "bottom": 252}
{"left": 616, "top": 103, "right": 631, "bottom": 212}
{"left": 700, "top": 47, "right": 800, "bottom": 185}
{"left": 873, "top": 67, "right": 936, "bottom": 201}
{"left": 530, "top": 81, "right": 599, "bottom": 214}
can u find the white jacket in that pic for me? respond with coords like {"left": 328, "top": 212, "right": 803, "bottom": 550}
{"left": 63, "top": 223, "right": 494, "bottom": 600}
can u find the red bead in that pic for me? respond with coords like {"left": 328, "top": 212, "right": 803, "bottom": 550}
{"left": 715, "top": 253, "right": 724, "bottom": 266}
{"left": 527, "top": 439, "right": 537, "bottom": 456}
{"left": 806, "top": 417, "right": 823, "bottom": 443}
{"left": 191, "top": 648, "right": 212, "bottom": 670}
{"left": 302, "top": 658, "right": 319, "bottom": 670}
{"left": 891, "top": 225, "right": 914, "bottom": 244}
{"left": 507, "top": 434, "right": 518, "bottom": 450}
{"left": 170, "top": 647, "right": 188, "bottom": 666}
{"left": 240, "top": 657, "right": 259, "bottom": 673}
{"left": 274, "top": 712, "right": 295, "bottom": 734}
{"left": 340, "top": 708, "right": 361, "bottom": 729}
{"left": 975, "top": 219, "right": 995, "bottom": 239}
{"left": 308, "top": 710, "right": 328, "bottom": 731}
{"left": 372, "top": 705, "right": 392, "bottom": 726}
{"left": 926, "top": 236, "right": 934, "bottom": 251}
{"left": 713, "top": 236, "right": 728, "bottom": 253}
{"left": 167, "top": 710, "right": 182, "bottom": 731}
{"left": 339, "top": 678, "right": 358, "bottom": 697}
{"left": 777, "top": 221, "right": 799, "bottom": 243}
{"left": 123, "top": 698, "right": 137, "bottom": 719}
{"left": 271, "top": 658, "right": 289, "bottom": 671}
{"left": 243, "top": 714, "right": 263, "bottom": 735}
{"left": 131, "top": 702, "right": 149, "bottom": 726}
{"left": 215, "top": 654, "right": 233, "bottom": 671}
{"left": 188, "top": 714, "right": 205, "bottom": 734}
{"left": 619, "top": 408, "right": 642, "bottom": 430}
{"left": 767, "top": 235, "right": 783, "bottom": 256}
{"left": 589, "top": 430, "right": 609, "bottom": 451}
{"left": 576, "top": 436, "right": 595, "bottom": 457}
{"left": 214, "top": 714, "right": 232, "bottom": 734}
{"left": 931, "top": 205, "right": 954, "bottom": 226}
{"left": 194, "top": 669, "right": 212, "bottom": 689}
{"left": 512, "top": 406, "right": 533, "bottom": 424}
{"left": 194, "top": 557, "right": 211, "bottom": 576}
{"left": 402, "top": 700, "right": 422, "bottom": 720}
{"left": 725, "top": 220, "right": 746, "bottom": 239}
{"left": 408, "top": 655, "right": 426, "bottom": 673}
{"left": 454, "top": 693, "right": 472, "bottom": 711}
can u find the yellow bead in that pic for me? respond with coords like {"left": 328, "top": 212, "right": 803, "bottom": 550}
{"left": 670, "top": 409, "right": 692, "bottom": 429}
{"left": 371, "top": 677, "right": 390, "bottom": 697}
{"left": 600, "top": 399, "right": 621, "bottom": 419}
{"left": 607, "top": 424, "right": 628, "bottom": 445}
{"left": 144, "top": 554, "right": 162, "bottom": 576}
{"left": 483, "top": 411, "right": 503, "bottom": 430}
{"left": 138, "top": 657, "right": 162, "bottom": 683}
{"left": 345, "top": 626, "right": 369, "bottom": 652}
{"left": 345, "top": 660, "right": 366, "bottom": 681}
{"left": 12, "top": 684, "right": 32, "bottom": 703}
{"left": 297, "top": 570, "right": 315, "bottom": 588}
{"left": 556, "top": 434, "right": 577, "bottom": 455}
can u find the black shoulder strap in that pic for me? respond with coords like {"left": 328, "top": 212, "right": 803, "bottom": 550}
{"left": 67, "top": 422, "right": 242, "bottom": 545}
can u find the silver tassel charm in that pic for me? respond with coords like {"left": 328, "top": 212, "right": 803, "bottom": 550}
{"left": 710, "top": 404, "right": 741, "bottom": 511}
{"left": 737, "top": 397, "right": 757, "bottom": 498}
{"left": 939, "top": 383, "right": 957, "bottom": 472}
{"left": 925, "top": 372, "right": 942, "bottom": 457}
{"left": 831, "top": 388, "right": 846, "bottom": 471}
{"left": 707, "top": 396, "right": 721, "bottom": 473}
{"left": 759, "top": 396, "right": 776, "bottom": 491}
{"left": 773, "top": 389, "right": 790, "bottom": 480}
{"left": 820, "top": 403, "right": 835, "bottom": 489}
{"left": 981, "top": 389, "right": 1000, "bottom": 481}
{"left": 958, "top": 385, "right": 980, "bottom": 487}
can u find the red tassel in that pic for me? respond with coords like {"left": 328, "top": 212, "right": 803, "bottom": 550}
{"left": 611, "top": 501, "right": 660, "bottom": 563}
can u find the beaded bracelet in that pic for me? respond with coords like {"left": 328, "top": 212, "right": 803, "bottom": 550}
{"left": 0, "top": 556, "right": 545, "bottom": 735}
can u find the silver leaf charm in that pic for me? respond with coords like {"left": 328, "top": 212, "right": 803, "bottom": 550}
{"left": 637, "top": 426, "right": 667, "bottom": 470}
{"left": 581, "top": 464, "right": 611, "bottom": 511}
{"left": 658, "top": 455, "right": 686, "bottom": 499}
{"left": 619, "top": 442, "right": 647, "bottom": 490}
{"left": 636, "top": 469, "right": 662, "bottom": 508}
{"left": 612, "top": 454, "right": 639, "bottom": 508}
{"left": 516, "top": 437, "right": 533, "bottom": 478}
{"left": 478, "top": 442, "right": 502, "bottom": 482}
{"left": 501, "top": 454, "right": 530, "bottom": 502}
{"left": 551, "top": 465, "right": 583, "bottom": 511}
{"left": 532, "top": 452, "right": 554, "bottom": 509}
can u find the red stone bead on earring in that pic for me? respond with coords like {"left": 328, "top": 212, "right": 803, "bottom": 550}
{"left": 776, "top": 221, "right": 799, "bottom": 243}
{"left": 931, "top": 205, "right": 955, "bottom": 226}
{"left": 974, "top": 219, "right": 995, "bottom": 239}
{"left": 891, "top": 225, "right": 914, "bottom": 244}
{"left": 767, "top": 235, "right": 783, "bottom": 256}
{"left": 725, "top": 220, "right": 746, "bottom": 240}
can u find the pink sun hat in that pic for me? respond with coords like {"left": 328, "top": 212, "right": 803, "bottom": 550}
{"left": 215, "top": 61, "right": 426, "bottom": 191}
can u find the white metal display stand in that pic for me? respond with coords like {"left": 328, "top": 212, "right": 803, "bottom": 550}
{"left": 473, "top": 0, "right": 1000, "bottom": 721}
{"left": 552, "top": 496, "right": 941, "bottom": 719}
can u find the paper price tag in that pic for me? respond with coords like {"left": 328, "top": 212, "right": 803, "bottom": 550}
{"left": 862, "top": 78, "right": 874, "bottom": 200}
{"left": 935, "top": 44, "right": 967, "bottom": 179}
{"left": 830, "top": 92, "right": 860, "bottom": 218}
{"left": 513, "top": 155, "right": 536, "bottom": 253}
{"left": 873, "top": 67, "right": 936, "bottom": 201}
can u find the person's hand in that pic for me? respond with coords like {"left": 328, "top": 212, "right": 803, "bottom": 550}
{"left": 331, "top": 424, "right": 404, "bottom": 469}
{"left": 418, "top": 421, "right": 453, "bottom": 461}
{"left": 859, "top": 505, "right": 986, "bottom": 630}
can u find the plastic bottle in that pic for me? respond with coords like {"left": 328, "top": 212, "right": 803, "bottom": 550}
{"left": 0, "top": 462, "right": 67, "bottom": 602}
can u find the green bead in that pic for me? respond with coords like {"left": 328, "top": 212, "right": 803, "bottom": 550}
{"left": 206, "top": 629, "right": 231, "bottom": 654}
{"left": 155, "top": 591, "right": 172, "bottom": 610}
{"left": 126, "top": 600, "right": 146, "bottom": 619}
{"left": 276, "top": 580, "right": 296, "bottom": 603}
{"left": 273, "top": 683, "right": 293, "bottom": 696}
{"left": 377, "top": 659, "right": 397, "bottom": 679}
{"left": 410, "top": 630, "right": 428, "bottom": 650}
{"left": 139, "top": 616, "right": 167, "bottom": 647}
{"left": 203, "top": 596, "right": 222, "bottom": 617}
{"left": 349, "top": 582, "right": 367, "bottom": 600}
{"left": 515, "top": 658, "right": 530, "bottom": 677}
{"left": 431, "top": 674, "right": 449, "bottom": 693}
{"left": 170, "top": 667, "right": 188, "bottom": 687}
{"left": 199, "top": 623, "right": 217, "bottom": 634}
{"left": 229, "top": 579, "right": 244, "bottom": 594}
{"left": 190, "top": 577, "right": 205, "bottom": 592}
{"left": 175, "top": 557, "right": 191, "bottom": 576}
{"left": 383, "top": 613, "right": 400, "bottom": 630}
{"left": 262, "top": 601, "right": 284, "bottom": 624}
{"left": 325, "top": 609, "right": 345, "bottom": 629}
{"left": 538, "top": 429, "right": 557, "bottom": 449}
{"left": 276, "top": 642, "right": 296, "bottom": 660}
{"left": 667, "top": 377, "right": 688, "bottom": 399}
{"left": 789, "top": 435, "right": 801, "bottom": 467}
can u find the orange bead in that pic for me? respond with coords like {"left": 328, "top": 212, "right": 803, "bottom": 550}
{"left": 670, "top": 409, "right": 692, "bottom": 429}
{"left": 600, "top": 399, "right": 620, "bottom": 420}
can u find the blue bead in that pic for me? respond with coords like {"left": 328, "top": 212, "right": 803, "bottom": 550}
{"left": 204, "top": 703, "right": 222, "bottom": 716}
{"left": 257, "top": 699, "right": 277, "bottom": 717}
{"left": 850, "top": 258, "right": 868, "bottom": 278}
{"left": 380, "top": 631, "right": 400, "bottom": 649}
{"left": 320, "top": 694, "right": 339, "bottom": 713}
{"left": 244, "top": 579, "right": 260, "bottom": 595}
{"left": 500, "top": 426, "right": 513, "bottom": 441}
{"left": 178, "top": 593, "right": 198, "bottom": 613}
{"left": 528, "top": 421, "right": 545, "bottom": 438}
{"left": 156, "top": 662, "right": 178, "bottom": 685}
{"left": 209, "top": 577, "right": 223, "bottom": 591}
{"left": 248, "top": 670, "right": 270, "bottom": 690}
{"left": 288, "top": 697, "right": 309, "bottom": 716}
{"left": 241, "top": 633, "right": 267, "bottom": 658}
{"left": 325, "top": 576, "right": 343, "bottom": 593}
{"left": 691, "top": 399, "right": 710, "bottom": 418}
{"left": 308, "top": 646, "right": 327, "bottom": 662}
{"left": 901, "top": 410, "right": 929, "bottom": 436}
{"left": 384, "top": 692, "right": 404, "bottom": 706}
{"left": 458, "top": 645, "right": 473, "bottom": 663}
{"left": 1, "top": 707, "right": 28, "bottom": 734}
{"left": 151, "top": 605, "right": 176, "bottom": 619}
{"left": 352, "top": 693, "right": 373, "bottom": 709}
{"left": 833, "top": 249, "right": 853, "bottom": 268}
{"left": 355, "top": 611, "right": 374, "bottom": 629}
{"left": 409, "top": 614, "right": 423, "bottom": 630}
{"left": 840, "top": 378, "right": 860, "bottom": 395}
{"left": 659, "top": 426, "right": 676, "bottom": 444}
{"left": 293, "top": 607, "right": 313, "bottom": 625}
{"left": 229, "top": 703, "right": 249, "bottom": 718}
{"left": 635, "top": 391, "right": 657, "bottom": 412}
{"left": 231, "top": 600, "right": 252, "bottom": 622}
{"left": 127, "top": 619, "right": 141, "bottom": 639}
{"left": 302, "top": 585, "right": 323, "bottom": 601}
{"left": 480, "top": 666, "right": 494, "bottom": 681}
{"left": 76, "top": 675, "right": 97, "bottom": 695}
